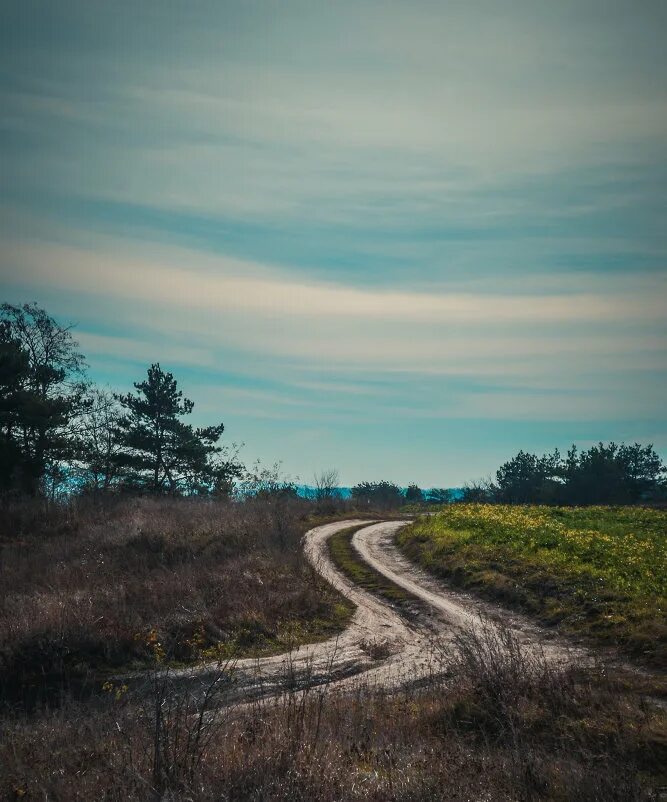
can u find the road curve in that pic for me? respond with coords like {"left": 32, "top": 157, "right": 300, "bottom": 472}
{"left": 148, "top": 519, "right": 586, "bottom": 703}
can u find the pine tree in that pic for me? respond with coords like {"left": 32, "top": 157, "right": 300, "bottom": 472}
{"left": 114, "top": 363, "right": 228, "bottom": 494}
{"left": 0, "top": 303, "right": 85, "bottom": 495}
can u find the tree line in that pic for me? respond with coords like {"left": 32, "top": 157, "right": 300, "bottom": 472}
{"left": 462, "top": 443, "right": 666, "bottom": 505}
{"left": 3, "top": 301, "right": 664, "bottom": 505}
{"left": 349, "top": 481, "right": 453, "bottom": 509}
{"left": 0, "top": 302, "right": 242, "bottom": 498}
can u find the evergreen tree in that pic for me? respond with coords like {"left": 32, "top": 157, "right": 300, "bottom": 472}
{"left": 495, "top": 449, "right": 562, "bottom": 504}
{"left": 114, "top": 363, "right": 231, "bottom": 494}
{"left": 561, "top": 443, "right": 664, "bottom": 505}
{"left": 0, "top": 303, "right": 85, "bottom": 495}
{"left": 404, "top": 484, "right": 424, "bottom": 504}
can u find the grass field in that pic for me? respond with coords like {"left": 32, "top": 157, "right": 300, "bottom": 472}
{"left": 397, "top": 505, "right": 667, "bottom": 664}
{"left": 0, "top": 496, "right": 354, "bottom": 707}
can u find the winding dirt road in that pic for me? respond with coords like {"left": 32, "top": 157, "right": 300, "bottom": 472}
{"left": 164, "top": 518, "right": 589, "bottom": 703}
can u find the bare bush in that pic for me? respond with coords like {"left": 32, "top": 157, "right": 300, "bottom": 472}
{"left": 131, "top": 660, "right": 236, "bottom": 795}
{"left": 450, "top": 617, "right": 575, "bottom": 719}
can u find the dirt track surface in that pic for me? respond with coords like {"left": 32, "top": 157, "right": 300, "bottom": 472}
{"left": 159, "top": 518, "right": 590, "bottom": 703}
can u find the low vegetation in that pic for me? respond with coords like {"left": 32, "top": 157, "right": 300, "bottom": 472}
{"left": 2, "top": 620, "right": 664, "bottom": 800}
{"left": 398, "top": 504, "right": 667, "bottom": 664}
{"left": 0, "top": 495, "right": 353, "bottom": 707}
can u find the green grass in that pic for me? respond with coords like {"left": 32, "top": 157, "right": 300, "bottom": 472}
{"left": 397, "top": 505, "right": 667, "bottom": 665}
{"left": 328, "top": 525, "right": 413, "bottom": 607}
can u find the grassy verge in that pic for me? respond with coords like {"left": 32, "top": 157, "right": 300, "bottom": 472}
{"left": 397, "top": 504, "right": 667, "bottom": 665}
{"left": 327, "top": 525, "right": 414, "bottom": 607}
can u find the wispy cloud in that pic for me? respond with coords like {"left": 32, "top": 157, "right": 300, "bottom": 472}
{"left": 6, "top": 238, "right": 666, "bottom": 326}
{"left": 1, "top": 0, "right": 665, "bottom": 483}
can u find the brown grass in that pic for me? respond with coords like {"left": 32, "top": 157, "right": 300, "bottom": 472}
{"left": 0, "top": 495, "right": 353, "bottom": 708}
{"left": 1, "top": 498, "right": 665, "bottom": 800}
{"left": 1, "top": 620, "right": 664, "bottom": 801}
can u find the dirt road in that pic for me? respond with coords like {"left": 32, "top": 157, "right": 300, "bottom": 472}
{"left": 163, "top": 518, "right": 587, "bottom": 703}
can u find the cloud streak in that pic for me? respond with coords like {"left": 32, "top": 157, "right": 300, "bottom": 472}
{"left": 1, "top": 0, "right": 666, "bottom": 483}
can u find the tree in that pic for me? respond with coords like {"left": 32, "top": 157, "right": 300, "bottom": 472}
{"left": 0, "top": 322, "right": 31, "bottom": 491}
{"left": 495, "top": 449, "right": 562, "bottom": 504}
{"left": 460, "top": 477, "right": 497, "bottom": 503}
{"left": 351, "top": 480, "right": 403, "bottom": 510}
{"left": 313, "top": 468, "right": 340, "bottom": 501}
{"left": 312, "top": 467, "right": 342, "bottom": 513}
{"left": 404, "top": 484, "right": 424, "bottom": 504}
{"left": 72, "top": 387, "right": 124, "bottom": 493}
{"left": 426, "top": 487, "right": 453, "bottom": 504}
{"left": 0, "top": 303, "right": 86, "bottom": 495}
{"left": 486, "top": 442, "right": 665, "bottom": 505}
{"left": 561, "top": 443, "right": 665, "bottom": 505}
{"left": 114, "top": 364, "right": 231, "bottom": 495}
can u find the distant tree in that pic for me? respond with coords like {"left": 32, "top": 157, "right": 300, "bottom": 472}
{"left": 426, "top": 487, "right": 453, "bottom": 504}
{"left": 404, "top": 484, "right": 424, "bottom": 504}
{"left": 460, "top": 477, "right": 497, "bottom": 503}
{"left": 312, "top": 467, "right": 341, "bottom": 513}
{"left": 495, "top": 449, "right": 562, "bottom": 504}
{"left": 484, "top": 442, "right": 665, "bottom": 505}
{"left": 239, "top": 460, "right": 297, "bottom": 500}
{"left": 0, "top": 303, "right": 86, "bottom": 495}
{"left": 114, "top": 363, "right": 232, "bottom": 494}
{"left": 351, "top": 480, "right": 403, "bottom": 510}
{"left": 561, "top": 442, "right": 665, "bottom": 505}
{"left": 314, "top": 468, "right": 340, "bottom": 501}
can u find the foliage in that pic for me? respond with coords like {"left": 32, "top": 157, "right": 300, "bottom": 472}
{"left": 426, "top": 487, "right": 454, "bottom": 504}
{"left": 114, "top": 363, "right": 240, "bottom": 495}
{"left": 398, "top": 505, "right": 667, "bottom": 663}
{"left": 561, "top": 442, "right": 666, "bottom": 504}
{"left": 404, "top": 483, "right": 424, "bottom": 504}
{"left": 0, "top": 303, "right": 245, "bottom": 499}
{"left": 495, "top": 449, "right": 562, "bottom": 504}
{"left": 351, "top": 480, "right": 404, "bottom": 509}
{"left": 464, "top": 442, "right": 666, "bottom": 505}
{"left": 0, "top": 303, "right": 86, "bottom": 495}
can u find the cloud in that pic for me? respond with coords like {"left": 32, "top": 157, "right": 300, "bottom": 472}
{"left": 0, "top": 0, "right": 666, "bottom": 479}
{"left": 5, "top": 238, "right": 666, "bottom": 328}
{"left": 76, "top": 331, "right": 216, "bottom": 368}
{"left": 2, "top": 231, "right": 665, "bottom": 426}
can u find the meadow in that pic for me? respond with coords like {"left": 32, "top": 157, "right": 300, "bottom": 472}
{"left": 0, "top": 495, "right": 354, "bottom": 708}
{"left": 3, "top": 616, "right": 664, "bottom": 801}
{"left": 1, "top": 498, "right": 666, "bottom": 799}
{"left": 397, "top": 505, "right": 667, "bottom": 664}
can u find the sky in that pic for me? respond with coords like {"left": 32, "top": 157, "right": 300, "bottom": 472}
{"left": 1, "top": 0, "right": 666, "bottom": 487}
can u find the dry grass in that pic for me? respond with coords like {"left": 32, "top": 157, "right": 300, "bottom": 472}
{"left": 1, "top": 498, "right": 665, "bottom": 800}
{"left": 0, "top": 495, "right": 353, "bottom": 708}
{"left": 1, "top": 620, "right": 664, "bottom": 801}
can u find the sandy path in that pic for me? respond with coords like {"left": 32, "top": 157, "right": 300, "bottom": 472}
{"left": 140, "top": 519, "right": 589, "bottom": 704}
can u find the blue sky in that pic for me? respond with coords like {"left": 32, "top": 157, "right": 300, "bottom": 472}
{"left": 1, "top": 0, "right": 666, "bottom": 486}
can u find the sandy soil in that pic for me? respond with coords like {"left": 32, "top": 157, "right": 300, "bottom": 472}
{"left": 152, "top": 518, "right": 593, "bottom": 706}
